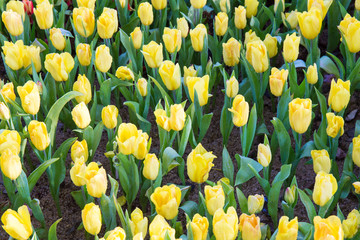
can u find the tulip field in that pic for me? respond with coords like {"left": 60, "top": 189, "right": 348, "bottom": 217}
{"left": 2, "top": 0, "right": 360, "bottom": 239}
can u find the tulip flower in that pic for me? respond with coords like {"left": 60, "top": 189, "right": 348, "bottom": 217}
{"left": 246, "top": 40, "right": 269, "bottom": 73}
{"left": 130, "top": 208, "right": 148, "bottom": 238}
{"left": 2, "top": 40, "right": 25, "bottom": 71}
{"left": 28, "top": 120, "right": 50, "bottom": 151}
{"left": 2, "top": 10, "right": 23, "bottom": 36}
{"left": 163, "top": 28, "right": 182, "bottom": 53}
{"left": 353, "top": 182, "right": 360, "bottom": 194}
{"left": 187, "top": 143, "right": 216, "bottom": 183}
{"left": 150, "top": 184, "right": 181, "bottom": 220}
{"left": 248, "top": 194, "right": 264, "bottom": 214}
{"left": 17, "top": 81, "right": 40, "bottom": 115}
{"left": 288, "top": 98, "right": 312, "bottom": 134}
{"left": 6, "top": 1, "right": 25, "bottom": 20}
{"left": 222, "top": 38, "right": 241, "bottom": 67}
{"left": 297, "top": 8, "right": 322, "bottom": 40}
{"left": 154, "top": 109, "right": 171, "bottom": 131}
{"left": 152, "top": 0, "right": 167, "bottom": 10}
{"left": 77, "top": 0, "right": 96, "bottom": 11}
{"left": 326, "top": 113, "right": 344, "bottom": 138}
{"left": 190, "top": 24, "right": 207, "bottom": 52}
{"left": 34, "top": 0, "right": 53, "bottom": 29}
{"left": 284, "top": 185, "right": 296, "bottom": 205}
{"left": 133, "top": 132, "right": 149, "bottom": 160}
{"left": 119, "top": 0, "right": 126, "bottom": 8}
{"left": 184, "top": 66, "right": 197, "bottom": 86}
{"left": 357, "top": 0, "right": 360, "bottom": 10}
{"left": 1, "top": 83, "right": 16, "bottom": 102}
{"left": 143, "top": 153, "right": 160, "bottom": 180}
{"left": 215, "top": 12, "right": 228, "bottom": 36}
{"left": 131, "top": 27, "right": 143, "bottom": 49}
{"left": 276, "top": 216, "right": 298, "bottom": 240}
{"left": 24, "top": 45, "right": 42, "bottom": 75}
{"left": 283, "top": 33, "right": 300, "bottom": 63}
{"left": 353, "top": 135, "right": 360, "bottom": 167}
{"left": 342, "top": 209, "right": 360, "bottom": 238}
{"left": 308, "top": 0, "right": 333, "bottom": 19}
{"left": 228, "top": 94, "right": 249, "bottom": 127}
{"left": 234, "top": 6, "right": 247, "bottom": 29}
{"left": 116, "top": 123, "right": 139, "bottom": 155}
{"left": 314, "top": 215, "right": 344, "bottom": 240}
{"left": 72, "top": 102, "right": 91, "bottom": 129}
{"left": 149, "top": 215, "right": 176, "bottom": 240}
{"left": 76, "top": 43, "right": 92, "bottom": 66}
{"left": 71, "top": 140, "right": 88, "bottom": 162}
{"left": 49, "top": 28, "right": 66, "bottom": 51}
{"left": 226, "top": 76, "right": 239, "bottom": 98}
{"left": 177, "top": 17, "right": 189, "bottom": 38}
{"left": 1, "top": 205, "right": 33, "bottom": 239}
{"left": 104, "top": 227, "right": 126, "bottom": 240}
{"left": 142, "top": 41, "right": 163, "bottom": 68}
{"left": 0, "top": 130, "right": 21, "bottom": 155}
{"left": 269, "top": 67, "right": 288, "bottom": 97}
{"left": 159, "top": 61, "right": 181, "bottom": 90}
{"left": 244, "top": 30, "right": 260, "bottom": 46}
{"left": 245, "top": 0, "right": 259, "bottom": 18}
{"left": 73, "top": 7, "right": 95, "bottom": 37}
{"left": 170, "top": 104, "right": 186, "bottom": 131}
{"left": 239, "top": 213, "right": 261, "bottom": 240}
{"left": 73, "top": 74, "right": 92, "bottom": 104}
{"left": 45, "top": 52, "right": 75, "bottom": 82}
{"left": 70, "top": 156, "right": 86, "bottom": 186}
{"left": 0, "top": 149, "right": 22, "bottom": 180}
{"left": 137, "top": 78, "right": 148, "bottom": 97}
{"left": 282, "top": 10, "right": 299, "bottom": 29}
{"left": 187, "top": 75, "right": 210, "bottom": 106}
{"left": 115, "top": 66, "right": 134, "bottom": 81}
{"left": 274, "top": 0, "right": 285, "bottom": 12}
{"left": 95, "top": 45, "right": 113, "bottom": 73}
{"left": 101, "top": 105, "right": 119, "bottom": 129}
{"left": 313, "top": 171, "right": 338, "bottom": 206}
{"left": 213, "top": 207, "right": 239, "bottom": 240}
{"left": 306, "top": 63, "right": 318, "bottom": 84}
{"left": 85, "top": 162, "right": 108, "bottom": 198}
{"left": 264, "top": 34, "right": 278, "bottom": 58}
{"left": 219, "top": 0, "right": 230, "bottom": 12}
{"left": 97, "top": 8, "right": 118, "bottom": 39}
{"left": 257, "top": 143, "right": 272, "bottom": 167}
{"left": 328, "top": 79, "right": 350, "bottom": 112}
{"left": 188, "top": 214, "right": 209, "bottom": 240}
{"left": 23, "top": 0, "right": 34, "bottom": 16}
{"left": 0, "top": 103, "right": 10, "bottom": 121}
{"left": 311, "top": 149, "right": 331, "bottom": 174}
{"left": 82, "top": 203, "right": 102, "bottom": 235}
{"left": 190, "top": 0, "right": 206, "bottom": 9}
{"left": 204, "top": 185, "right": 225, "bottom": 215}
{"left": 137, "top": 2, "right": 153, "bottom": 26}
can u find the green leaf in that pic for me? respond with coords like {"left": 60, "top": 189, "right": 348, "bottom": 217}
{"left": 28, "top": 158, "right": 59, "bottom": 192}
{"left": 298, "top": 189, "right": 316, "bottom": 224}
{"left": 48, "top": 219, "right": 62, "bottom": 240}
{"left": 198, "top": 113, "right": 213, "bottom": 143}
{"left": 71, "top": 190, "right": 86, "bottom": 209}
{"left": 235, "top": 155, "right": 263, "bottom": 186}
{"left": 273, "top": 164, "right": 291, "bottom": 185}
{"left": 222, "top": 146, "right": 234, "bottom": 186}
{"left": 178, "top": 116, "right": 192, "bottom": 156}
{"left": 319, "top": 55, "right": 340, "bottom": 78}
{"left": 242, "top": 105, "right": 257, "bottom": 157}
{"left": 162, "top": 147, "right": 182, "bottom": 175}
{"left": 235, "top": 187, "right": 248, "bottom": 214}
{"left": 180, "top": 201, "right": 198, "bottom": 219}
{"left": 271, "top": 118, "right": 293, "bottom": 164}
{"left": 268, "top": 181, "right": 283, "bottom": 228}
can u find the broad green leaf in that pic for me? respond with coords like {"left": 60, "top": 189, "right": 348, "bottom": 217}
{"left": 222, "top": 146, "right": 234, "bottom": 186}
{"left": 298, "top": 189, "right": 316, "bottom": 224}
{"left": 235, "top": 155, "right": 263, "bottom": 186}
{"left": 28, "top": 158, "right": 59, "bottom": 192}
{"left": 48, "top": 219, "right": 62, "bottom": 240}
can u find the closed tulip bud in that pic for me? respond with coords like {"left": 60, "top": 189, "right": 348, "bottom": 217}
{"left": 17, "top": 80, "right": 40, "bottom": 115}
{"left": 6, "top": 1, "right": 25, "bottom": 20}
{"left": 77, "top": 0, "right": 96, "bottom": 10}
{"left": 149, "top": 215, "right": 176, "bottom": 240}
{"left": 0, "top": 149, "right": 22, "bottom": 180}
{"left": 76, "top": 43, "right": 92, "bottom": 66}
{"left": 170, "top": 104, "right": 186, "bottom": 131}
{"left": 190, "top": 24, "right": 207, "bottom": 52}
{"left": 187, "top": 75, "right": 210, "bottom": 106}
{"left": 152, "top": 0, "right": 167, "bottom": 10}
{"left": 353, "top": 182, "right": 360, "bottom": 194}
{"left": 257, "top": 143, "right": 271, "bottom": 167}
{"left": 2, "top": 40, "right": 25, "bottom": 71}
{"left": 0, "top": 102, "right": 10, "bottom": 120}
{"left": 306, "top": 63, "right": 318, "bottom": 84}
{"left": 245, "top": 0, "right": 259, "bottom": 18}
{"left": 163, "top": 28, "right": 182, "bottom": 53}
{"left": 235, "top": 6, "right": 247, "bottom": 29}
{"left": 342, "top": 209, "right": 360, "bottom": 238}
{"left": 269, "top": 67, "right": 288, "bottom": 97}
{"left": 2, "top": 10, "right": 23, "bottom": 36}
{"left": 131, "top": 27, "right": 143, "bottom": 49}
{"left": 314, "top": 216, "right": 344, "bottom": 240}
{"left": 223, "top": 38, "right": 241, "bottom": 67}
{"left": 228, "top": 94, "right": 249, "bottom": 127}
{"left": 72, "top": 102, "right": 91, "bottom": 129}
{"left": 150, "top": 184, "right": 181, "bottom": 220}
{"left": 34, "top": 0, "right": 53, "bottom": 29}
{"left": 73, "top": 74, "right": 92, "bottom": 104}
{"left": 95, "top": 45, "right": 113, "bottom": 72}
{"left": 97, "top": 8, "right": 118, "bottom": 39}
{"left": 283, "top": 33, "right": 300, "bottom": 63}
{"left": 28, "top": 120, "right": 50, "bottom": 151}
{"left": 154, "top": 109, "right": 171, "bottom": 131}
{"left": 23, "top": 45, "right": 41, "bottom": 74}
{"left": 276, "top": 216, "right": 298, "bottom": 240}
{"left": 45, "top": 52, "right": 75, "bottom": 82}
{"left": 204, "top": 185, "right": 225, "bottom": 215}
{"left": 73, "top": 7, "right": 95, "bottom": 37}
{"left": 177, "top": 17, "right": 189, "bottom": 38}
{"left": 133, "top": 132, "right": 149, "bottom": 160}
{"left": 246, "top": 40, "right": 269, "bottom": 73}
{"left": 159, "top": 61, "right": 181, "bottom": 90}
{"left": 274, "top": 0, "right": 285, "bottom": 12}
{"left": 308, "top": 0, "right": 333, "bottom": 19}
{"left": 328, "top": 79, "right": 350, "bottom": 112}
{"left": 284, "top": 185, "right": 296, "bottom": 205}
{"left": 311, "top": 149, "right": 331, "bottom": 174}
{"left": 288, "top": 98, "right": 312, "bottom": 134}
{"left": 119, "top": 0, "right": 126, "bottom": 8}
{"left": 313, "top": 171, "right": 338, "bottom": 206}
{"left": 188, "top": 214, "right": 209, "bottom": 240}
{"left": 190, "top": 0, "right": 206, "bottom": 8}
{"left": 116, "top": 123, "right": 140, "bottom": 155}
{"left": 1, "top": 205, "right": 33, "bottom": 240}
{"left": 353, "top": 135, "right": 360, "bottom": 167}
{"left": 106, "top": 227, "right": 126, "bottom": 240}
{"left": 143, "top": 153, "right": 160, "bottom": 180}
{"left": 142, "top": 41, "right": 163, "bottom": 68}
{"left": 85, "top": 162, "right": 107, "bottom": 198}
{"left": 282, "top": 10, "right": 299, "bottom": 29}
{"left": 102, "top": 105, "right": 119, "bottom": 129}
{"left": 82, "top": 203, "right": 102, "bottom": 235}
{"left": 23, "top": 0, "right": 34, "bottom": 16}
{"left": 213, "top": 207, "right": 239, "bottom": 240}
{"left": 244, "top": 30, "right": 260, "bottom": 46}
{"left": 137, "top": 78, "right": 148, "bottom": 97}
{"left": 264, "top": 34, "right": 278, "bottom": 58}
{"left": 326, "top": 113, "right": 344, "bottom": 138}
{"left": 116, "top": 66, "right": 134, "bottom": 81}
{"left": 215, "top": 12, "right": 228, "bottom": 36}
{"left": 1, "top": 83, "right": 16, "bottom": 102}
{"left": 0, "top": 130, "right": 21, "bottom": 155}
{"left": 226, "top": 76, "right": 239, "bottom": 98}
{"left": 71, "top": 140, "right": 88, "bottom": 162}
{"left": 130, "top": 208, "right": 148, "bottom": 238}
{"left": 70, "top": 156, "right": 86, "bottom": 186}
{"left": 184, "top": 66, "right": 197, "bottom": 86}
{"left": 138, "top": 2, "right": 153, "bottom": 26}
{"left": 239, "top": 213, "right": 261, "bottom": 240}
{"left": 248, "top": 194, "right": 264, "bottom": 214}
{"left": 187, "top": 143, "right": 216, "bottom": 183}
{"left": 49, "top": 28, "right": 66, "bottom": 51}
{"left": 297, "top": 8, "right": 322, "bottom": 40}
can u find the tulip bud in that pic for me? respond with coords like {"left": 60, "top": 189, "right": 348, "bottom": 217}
{"left": 85, "top": 162, "right": 108, "bottom": 198}
{"left": 23, "top": 0, "right": 34, "bottom": 16}
{"left": 34, "top": 0, "right": 53, "bottom": 29}
{"left": 213, "top": 207, "right": 239, "bottom": 240}
{"left": 154, "top": 109, "right": 171, "bottom": 131}
{"left": 0, "top": 102, "right": 10, "bottom": 120}
{"left": 274, "top": 0, "right": 285, "bottom": 12}
{"left": 149, "top": 215, "right": 176, "bottom": 240}
{"left": 226, "top": 76, "right": 239, "bottom": 98}
{"left": 282, "top": 10, "right": 298, "bottom": 29}
{"left": 131, "top": 27, "right": 143, "bottom": 49}
{"left": 170, "top": 104, "right": 186, "bottom": 131}
{"left": 248, "top": 194, "right": 264, "bottom": 214}
{"left": 187, "top": 143, "right": 216, "bottom": 183}
{"left": 188, "top": 214, "right": 209, "bottom": 240}
{"left": 97, "top": 8, "right": 118, "bottom": 39}
{"left": 0, "top": 149, "right": 22, "bottom": 180}
{"left": 311, "top": 149, "right": 331, "bottom": 174}
{"left": 116, "top": 66, "right": 134, "bottom": 81}
{"left": 163, "top": 28, "right": 182, "bottom": 53}
{"left": 264, "top": 34, "right": 278, "bottom": 58}
{"left": 143, "top": 153, "right": 160, "bottom": 180}
{"left": 342, "top": 209, "right": 360, "bottom": 238}
{"left": 95, "top": 45, "right": 113, "bottom": 73}
{"left": 239, "top": 213, "right": 261, "bottom": 240}
{"left": 328, "top": 79, "right": 350, "bottom": 112}
{"left": 138, "top": 2, "right": 153, "bottom": 26}
{"left": 6, "top": 1, "right": 25, "bottom": 20}
{"left": 137, "top": 78, "right": 148, "bottom": 97}
{"left": 246, "top": 40, "right": 269, "bottom": 73}
{"left": 23, "top": 45, "right": 41, "bottom": 74}
{"left": 119, "top": 0, "right": 126, "bottom": 8}
{"left": 150, "top": 184, "right": 181, "bottom": 220}
{"left": 73, "top": 74, "right": 92, "bottom": 104}
{"left": 353, "top": 135, "right": 360, "bottom": 167}
{"left": 190, "top": 0, "right": 206, "bottom": 9}
{"left": 288, "top": 98, "right": 312, "bottom": 134}
{"left": 269, "top": 67, "right": 288, "bottom": 97}
{"left": 133, "top": 132, "right": 149, "bottom": 160}
{"left": 159, "top": 61, "right": 181, "bottom": 90}
{"left": 45, "top": 52, "right": 75, "bottom": 82}
{"left": 353, "top": 182, "right": 360, "bottom": 194}
{"left": 326, "top": 112, "right": 344, "bottom": 138}
{"left": 187, "top": 75, "right": 210, "bottom": 106}
{"left": 76, "top": 43, "right": 92, "bottom": 66}
{"left": 257, "top": 143, "right": 272, "bottom": 167}
{"left": 152, "top": 0, "right": 167, "bottom": 10}
{"left": 308, "top": 0, "right": 333, "bottom": 19}
{"left": 313, "top": 171, "right": 338, "bottom": 206}
{"left": 245, "top": 0, "right": 259, "bottom": 18}
{"left": 190, "top": 24, "right": 207, "bottom": 52}
{"left": 215, "top": 12, "right": 228, "bottom": 36}
{"left": 70, "top": 156, "right": 86, "bottom": 186}
{"left": 1, "top": 205, "right": 33, "bottom": 239}
{"left": 314, "top": 216, "right": 344, "bottom": 240}
{"left": 116, "top": 123, "right": 140, "bottom": 155}
{"left": 71, "top": 140, "right": 89, "bottom": 162}
{"left": 0, "top": 130, "right": 21, "bottom": 155}
{"left": 105, "top": 227, "right": 126, "bottom": 239}
{"left": 28, "top": 120, "right": 50, "bottom": 151}
{"left": 184, "top": 66, "right": 197, "bottom": 86}
{"left": 306, "top": 63, "right": 318, "bottom": 84}
{"left": 2, "top": 40, "right": 25, "bottom": 71}
{"left": 102, "top": 105, "right": 119, "bottom": 129}
{"left": 234, "top": 6, "right": 247, "bottom": 29}
{"left": 276, "top": 216, "right": 298, "bottom": 240}
{"left": 49, "top": 28, "right": 66, "bottom": 51}
{"left": 283, "top": 33, "right": 300, "bottom": 63}
{"left": 2, "top": 10, "right": 23, "bottom": 36}
{"left": 73, "top": 7, "right": 95, "bottom": 37}
{"left": 77, "top": 0, "right": 96, "bottom": 11}
{"left": 82, "top": 203, "right": 102, "bottom": 235}
{"left": 177, "top": 17, "right": 189, "bottom": 38}
{"left": 17, "top": 80, "right": 40, "bottom": 115}
{"left": 72, "top": 102, "right": 91, "bottom": 129}
{"left": 284, "top": 185, "right": 296, "bottom": 205}
{"left": 244, "top": 30, "right": 260, "bottom": 46}
{"left": 1, "top": 82, "right": 16, "bottom": 102}
{"left": 130, "top": 208, "right": 148, "bottom": 238}
{"left": 297, "top": 8, "right": 322, "bottom": 40}
{"left": 204, "top": 185, "right": 225, "bottom": 215}
{"left": 223, "top": 38, "right": 241, "bottom": 67}
{"left": 228, "top": 94, "right": 249, "bottom": 127}
{"left": 142, "top": 41, "right": 163, "bottom": 68}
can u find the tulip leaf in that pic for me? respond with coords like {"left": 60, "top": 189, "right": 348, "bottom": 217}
{"left": 242, "top": 105, "right": 257, "bottom": 157}
{"left": 298, "top": 188, "right": 316, "bottom": 224}
{"left": 28, "top": 158, "right": 59, "bottom": 192}
{"left": 268, "top": 181, "right": 284, "bottom": 228}
{"left": 248, "top": 164, "right": 270, "bottom": 194}
{"left": 318, "top": 196, "right": 334, "bottom": 218}
{"left": 327, "top": 52, "right": 345, "bottom": 79}
{"left": 222, "top": 146, "right": 234, "bottom": 186}
{"left": 298, "top": 222, "right": 314, "bottom": 240}
{"left": 300, "top": 141, "right": 316, "bottom": 159}
{"left": 319, "top": 55, "right": 340, "bottom": 78}
{"left": 220, "top": 181, "right": 237, "bottom": 211}
{"left": 178, "top": 116, "right": 192, "bottom": 157}
{"left": 235, "top": 187, "right": 248, "bottom": 214}
{"left": 29, "top": 198, "right": 46, "bottom": 227}
{"left": 273, "top": 164, "right": 291, "bottom": 185}
{"left": 100, "top": 79, "right": 112, "bottom": 106}
{"left": 71, "top": 190, "right": 86, "bottom": 209}
{"left": 48, "top": 218, "right": 62, "bottom": 240}
{"left": 234, "top": 155, "right": 263, "bottom": 186}
{"left": 180, "top": 201, "right": 198, "bottom": 219}
{"left": 198, "top": 113, "right": 213, "bottom": 143}
{"left": 271, "top": 117, "right": 293, "bottom": 164}
{"left": 151, "top": 77, "right": 174, "bottom": 105}
{"left": 277, "top": 89, "right": 291, "bottom": 123}
{"left": 101, "top": 193, "right": 117, "bottom": 231}
{"left": 162, "top": 147, "right": 182, "bottom": 175}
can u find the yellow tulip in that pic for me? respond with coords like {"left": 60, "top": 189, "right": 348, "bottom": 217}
{"left": 152, "top": 0, "right": 167, "bottom": 10}
{"left": 177, "top": 17, "right": 189, "bottom": 38}
{"left": 244, "top": 30, "right": 260, "bottom": 46}
{"left": 2, "top": 10, "right": 23, "bottom": 36}
{"left": 328, "top": 79, "right": 350, "bottom": 112}
{"left": 17, "top": 80, "right": 40, "bottom": 115}
{"left": 228, "top": 94, "right": 249, "bottom": 127}
{"left": 187, "top": 143, "right": 216, "bottom": 183}
{"left": 77, "top": 0, "right": 96, "bottom": 11}
{"left": 223, "top": 38, "right": 241, "bottom": 67}
{"left": 116, "top": 123, "right": 139, "bottom": 155}
{"left": 215, "top": 12, "right": 228, "bottom": 36}
{"left": 159, "top": 61, "right": 181, "bottom": 90}
{"left": 308, "top": 0, "right": 333, "bottom": 19}
{"left": 306, "top": 63, "right": 318, "bottom": 84}
{"left": 311, "top": 149, "right": 331, "bottom": 174}
{"left": 353, "top": 135, "right": 360, "bottom": 167}
{"left": 73, "top": 7, "right": 95, "bottom": 37}
{"left": 105, "top": 227, "right": 126, "bottom": 240}
{"left": 101, "top": 105, "right": 119, "bottom": 129}
{"left": 72, "top": 102, "right": 91, "bottom": 129}
{"left": 204, "top": 185, "right": 225, "bottom": 215}
{"left": 274, "top": 0, "right": 285, "bottom": 12}
{"left": 133, "top": 131, "right": 149, "bottom": 160}
{"left": 245, "top": 0, "right": 259, "bottom": 18}
{"left": 187, "top": 75, "right": 210, "bottom": 106}
{"left": 257, "top": 143, "right": 272, "bottom": 167}
{"left": 184, "top": 66, "right": 198, "bottom": 86}
{"left": 119, "top": 0, "right": 126, "bottom": 8}
{"left": 142, "top": 41, "right": 163, "bottom": 68}
{"left": 353, "top": 182, "right": 360, "bottom": 194}
{"left": 284, "top": 185, "right": 296, "bottom": 205}
{"left": 154, "top": 109, "right": 171, "bottom": 131}
{"left": 234, "top": 6, "right": 247, "bottom": 29}
{"left": 357, "top": 0, "right": 360, "bottom": 10}
{"left": 143, "top": 153, "right": 160, "bottom": 180}
{"left": 73, "top": 74, "right": 92, "bottom": 104}
{"left": 1, "top": 82, "right": 16, "bottom": 102}
{"left": 150, "top": 184, "right": 181, "bottom": 220}
{"left": 276, "top": 216, "right": 298, "bottom": 240}
{"left": 190, "top": 24, "right": 207, "bottom": 52}
{"left": 264, "top": 34, "right": 278, "bottom": 58}
{"left": 239, "top": 213, "right": 261, "bottom": 240}
{"left": 95, "top": 45, "right": 113, "bottom": 73}
{"left": 248, "top": 194, "right": 264, "bottom": 214}
{"left": 170, "top": 104, "right": 186, "bottom": 131}
{"left": 313, "top": 171, "right": 338, "bottom": 206}
{"left": 130, "top": 208, "right": 148, "bottom": 238}
{"left": 137, "top": 2, "right": 153, "bottom": 26}
{"left": 131, "top": 27, "right": 143, "bottom": 49}
{"left": 2, "top": 40, "right": 25, "bottom": 71}
{"left": 326, "top": 113, "right": 344, "bottom": 138}
{"left": 0, "top": 130, "right": 21, "bottom": 155}
{"left": 188, "top": 214, "right": 209, "bottom": 240}
{"left": 85, "top": 162, "right": 108, "bottom": 198}
{"left": 269, "top": 67, "right": 288, "bottom": 97}
{"left": 246, "top": 40, "right": 269, "bottom": 73}
{"left": 283, "top": 33, "right": 300, "bottom": 63}
{"left": 226, "top": 76, "right": 239, "bottom": 98}
{"left": 149, "top": 215, "right": 176, "bottom": 240}
{"left": 190, "top": 0, "right": 206, "bottom": 9}
{"left": 342, "top": 209, "right": 360, "bottom": 238}
{"left": 28, "top": 120, "right": 50, "bottom": 151}
{"left": 76, "top": 43, "right": 92, "bottom": 66}
{"left": 338, "top": 14, "right": 360, "bottom": 53}
{"left": 314, "top": 215, "right": 344, "bottom": 240}
{"left": 34, "top": 0, "right": 53, "bottom": 29}
{"left": 0, "top": 149, "right": 22, "bottom": 180}
{"left": 70, "top": 156, "right": 86, "bottom": 186}
{"left": 97, "top": 8, "right": 118, "bottom": 39}
{"left": 71, "top": 140, "right": 88, "bottom": 162}
{"left": 50, "top": 28, "right": 66, "bottom": 51}
{"left": 137, "top": 78, "right": 148, "bottom": 97}
{"left": 115, "top": 66, "right": 134, "bottom": 81}
{"left": 25, "top": 44, "right": 42, "bottom": 74}
{"left": 288, "top": 98, "right": 312, "bottom": 134}
{"left": 6, "top": 1, "right": 25, "bottom": 20}
{"left": 1, "top": 205, "right": 33, "bottom": 239}
{"left": 297, "top": 8, "right": 322, "bottom": 40}
{"left": 0, "top": 102, "right": 10, "bottom": 120}
{"left": 163, "top": 28, "right": 182, "bottom": 53}
{"left": 82, "top": 203, "right": 102, "bottom": 235}
{"left": 282, "top": 10, "right": 299, "bottom": 29}
{"left": 45, "top": 52, "right": 75, "bottom": 82}
{"left": 213, "top": 207, "right": 239, "bottom": 240}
